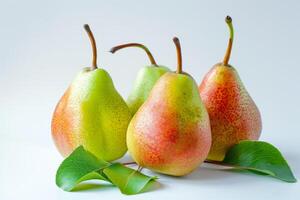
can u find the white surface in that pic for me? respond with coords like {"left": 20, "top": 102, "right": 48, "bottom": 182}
{"left": 1, "top": 139, "right": 299, "bottom": 199}
{"left": 1, "top": 0, "right": 300, "bottom": 199}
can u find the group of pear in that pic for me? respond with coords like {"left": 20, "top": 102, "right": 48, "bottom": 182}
{"left": 51, "top": 16, "right": 262, "bottom": 176}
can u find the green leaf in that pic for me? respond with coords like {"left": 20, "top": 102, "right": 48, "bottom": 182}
{"left": 56, "top": 146, "right": 110, "bottom": 191}
{"left": 103, "top": 163, "right": 158, "bottom": 195}
{"left": 56, "top": 146, "right": 158, "bottom": 195}
{"left": 223, "top": 141, "right": 297, "bottom": 183}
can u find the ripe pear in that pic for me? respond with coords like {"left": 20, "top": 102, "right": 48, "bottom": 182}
{"left": 110, "top": 43, "right": 170, "bottom": 115}
{"left": 199, "top": 16, "right": 262, "bottom": 161}
{"left": 51, "top": 25, "right": 131, "bottom": 161}
{"left": 127, "top": 37, "right": 211, "bottom": 176}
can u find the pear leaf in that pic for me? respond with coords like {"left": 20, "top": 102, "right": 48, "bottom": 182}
{"left": 56, "top": 146, "right": 110, "bottom": 191}
{"left": 56, "top": 146, "right": 158, "bottom": 194}
{"left": 222, "top": 141, "right": 297, "bottom": 182}
{"left": 103, "top": 163, "right": 158, "bottom": 195}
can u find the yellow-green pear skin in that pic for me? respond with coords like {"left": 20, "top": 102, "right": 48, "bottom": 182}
{"left": 127, "top": 72, "right": 211, "bottom": 176}
{"left": 127, "top": 65, "right": 170, "bottom": 114}
{"left": 52, "top": 68, "right": 132, "bottom": 161}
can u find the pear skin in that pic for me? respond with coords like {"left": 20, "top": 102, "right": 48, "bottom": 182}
{"left": 199, "top": 16, "right": 262, "bottom": 161}
{"left": 110, "top": 43, "right": 170, "bottom": 115}
{"left": 127, "top": 65, "right": 169, "bottom": 114}
{"left": 127, "top": 38, "right": 211, "bottom": 176}
{"left": 51, "top": 25, "right": 131, "bottom": 161}
{"left": 199, "top": 64, "right": 262, "bottom": 161}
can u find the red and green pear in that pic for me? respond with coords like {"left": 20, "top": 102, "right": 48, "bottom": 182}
{"left": 51, "top": 25, "right": 132, "bottom": 161}
{"left": 199, "top": 16, "right": 262, "bottom": 161}
{"left": 127, "top": 37, "right": 211, "bottom": 176}
{"left": 110, "top": 43, "right": 170, "bottom": 115}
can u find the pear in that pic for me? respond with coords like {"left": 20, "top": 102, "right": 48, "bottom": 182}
{"left": 51, "top": 25, "right": 131, "bottom": 161}
{"left": 127, "top": 37, "right": 211, "bottom": 176}
{"left": 199, "top": 16, "right": 262, "bottom": 161}
{"left": 110, "top": 43, "right": 170, "bottom": 115}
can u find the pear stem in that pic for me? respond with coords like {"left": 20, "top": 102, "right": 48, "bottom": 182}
{"left": 222, "top": 16, "right": 234, "bottom": 66}
{"left": 84, "top": 24, "right": 98, "bottom": 70}
{"left": 110, "top": 43, "right": 157, "bottom": 66}
{"left": 173, "top": 37, "right": 182, "bottom": 74}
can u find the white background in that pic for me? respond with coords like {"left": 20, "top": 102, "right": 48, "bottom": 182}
{"left": 1, "top": 0, "right": 300, "bottom": 199}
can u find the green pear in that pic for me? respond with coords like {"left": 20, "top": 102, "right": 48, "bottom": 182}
{"left": 110, "top": 43, "right": 170, "bottom": 115}
{"left": 127, "top": 38, "right": 211, "bottom": 176}
{"left": 51, "top": 24, "right": 132, "bottom": 161}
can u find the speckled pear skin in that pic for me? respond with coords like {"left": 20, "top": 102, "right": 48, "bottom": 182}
{"left": 199, "top": 64, "right": 262, "bottom": 161}
{"left": 51, "top": 67, "right": 132, "bottom": 161}
{"left": 127, "top": 65, "right": 170, "bottom": 115}
{"left": 127, "top": 72, "right": 212, "bottom": 176}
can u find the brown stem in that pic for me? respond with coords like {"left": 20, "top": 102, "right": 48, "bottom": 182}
{"left": 222, "top": 16, "right": 234, "bottom": 66}
{"left": 173, "top": 37, "right": 182, "bottom": 74}
{"left": 204, "top": 159, "right": 233, "bottom": 167}
{"left": 122, "top": 162, "right": 137, "bottom": 165}
{"left": 110, "top": 43, "right": 157, "bottom": 66}
{"left": 137, "top": 166, "right": 143, "bottom": 172}
{"left": 84, "top": 24, "right": 98, "bottom": 70}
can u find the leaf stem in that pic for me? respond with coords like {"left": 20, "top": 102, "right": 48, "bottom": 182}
{"left": 137, "top": 166, "right": 144, "bottom": 172}
{"left": 204, "top": 159, "right": 234, "bottom": 167}
{"left": 122, "top": 160, "right": 235, "bottom": 168}
{"left": 122, "top": 162, "right": 137, "bottom": 165}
